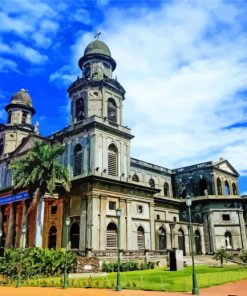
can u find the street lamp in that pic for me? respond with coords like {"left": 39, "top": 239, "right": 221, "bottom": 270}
{"left": 116, "top": 208, "right": 121, "bottom": 291}
{"left": 186, "top": 195, "right": 199, "bottom": 295}
{"left": 63, "top": 217, "right": 70, "bottom": 289}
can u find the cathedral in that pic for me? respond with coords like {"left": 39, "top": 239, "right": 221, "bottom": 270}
{"left": 0, "top": 39, "right": 246, "bottom": 261}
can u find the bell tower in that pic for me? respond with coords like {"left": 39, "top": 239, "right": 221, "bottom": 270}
{"left": 68, "top": 39, "right": 125, "bottom": 126}
{"left": 67, "top": 38, "right": 133, "bottom": 179}
{"left": 0, "top": 89, "right": 36, "bottom": 156}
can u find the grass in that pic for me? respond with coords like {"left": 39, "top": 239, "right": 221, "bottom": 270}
{"left": 5, "top": 265, "right": 247, "bottom": 292}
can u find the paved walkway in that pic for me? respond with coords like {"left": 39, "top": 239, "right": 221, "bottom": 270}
{"left": 0, "top": 279, "right": 246, "bottom": 296}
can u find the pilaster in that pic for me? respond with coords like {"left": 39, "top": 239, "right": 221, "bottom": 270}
{"left": 99, "top": 194, "right": 107, "bottom": 250}
{"left": 149, "top": 202, "right": 155, "bottom": 250}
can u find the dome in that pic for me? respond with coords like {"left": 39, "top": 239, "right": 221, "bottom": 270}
{"left": 84, "top": 40, "right": 111, "bottom": 57}
{"left": 10, "top": 89, "right": 32, "bottom": 107}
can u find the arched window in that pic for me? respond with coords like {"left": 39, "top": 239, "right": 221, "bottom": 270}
{"left": 164, "top": 182, "right": 169, "bottom": 197}
{"left": 22, "top": 111, "right": 28, "bottom": 124}
{"left": 232, "top": 183, "right": 237, "bottom": 195}
{"left": 137, "top": 226, "right": 145, "bottom": 250}
{"left": 108, "top": 144, "right": 118, "bottom": 176}
{"left": 158, "top": 227, "right": 167, "bottom": 250}
{"left": 107, "top": 98, "right": 117, "bottom": 123}
{"left": 132, "top": 174, "right": 139, "bottom": 182}
{"left": 106, "top": 222, "right": 117, "bottom": 249}
{"left": 194, "top": 230, "right": 202, "bottom": 254}
{"left": 70, "top": 222, "right": 80, "bottom": 249}
{"left": 217, "top": 178, "right": 222, "bottom": 195}
{"left": 7, "top": 111, "right": 12, "bottom": 124}
{"left": 225, "top": 231, "right": 233, "bottom": 249}
{"left": 199, "top": 178, "right": 207, "bottom": 196}
{"left": 73, "top": 144, "right": 83, "bottom": 176}
{"left": 224, "top": 181, "right": 230, "bottom": 195}
{"left": 48, "top": 225, "right": 57, "bottom": 249}
{"left": 149, "top": 178, "right": 155, "bottom": 188}
{"left": 75, "top": 98, "right": 85, "bottom": 121}
{"left": 178, "top": 228, "right": 185, "bottom": 255}
{"left": 156, "top": 214, "right": 160, "bottom": 220}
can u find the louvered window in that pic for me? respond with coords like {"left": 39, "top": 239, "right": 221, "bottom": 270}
{"left": 137, "top": 226, "right": 145, "bottom": 250}
{"left": 73, "top": 144, "right": 83, "bottom": 176}
{"left": 108, "top": 144, "right": 118, "bottom": 176}
{"left": 106, "top": 222, "right": 117, "bottom": 249}
{"left": 107, "top": 98, "right": 117, "bottom": 123}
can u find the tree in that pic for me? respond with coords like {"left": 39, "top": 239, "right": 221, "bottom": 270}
{"left": 10, "top": 141, "right": 70, "bottom": 212}
{"left": 213, "top": 248, "right": 229, "bottom": 267}
{"left": 240, "top": 249, "right": 247, "bottom": 263}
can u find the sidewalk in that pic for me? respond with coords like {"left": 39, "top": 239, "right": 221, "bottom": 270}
{"left": 0, "top": 279, "right": 246, "bottom": 296}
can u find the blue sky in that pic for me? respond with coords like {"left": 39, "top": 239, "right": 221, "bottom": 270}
{"left": 1, "top": 0, "right": 247, "bottom": 194}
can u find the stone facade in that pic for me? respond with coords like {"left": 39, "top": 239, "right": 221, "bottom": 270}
{"left": 0, "top": 39, "right": 246, "bottom": 261}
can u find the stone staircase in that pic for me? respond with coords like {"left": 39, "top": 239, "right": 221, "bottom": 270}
{"left": 183, "top": 255, "right": 237, "bottom": 266}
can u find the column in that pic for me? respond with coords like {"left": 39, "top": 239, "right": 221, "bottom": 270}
{"left": 149, "top": 202, "right": 155, "bottom": 250}
{"left": 169, "top": 223, "right": 176, "bottom": 249}
{"left": 208, "top": 212, "right": 216, "bottom": 252}
{"left": 5, "top": 204, "right": 14, "bottom": 247}
{"left": 80, "top": 196, "right": 87, "bottom": 250}
{"left": 238, "top": 211, "right": 247, "bottom": 249}
{"left": 119, "top": 198, "right": 126, "bottom": 250}
{"left": 91, "top": 194, "right": 99, "bottom": 250}
{"left": 126, "top": 199, "right": 132, "bottom": 250}
{"left": 99, "top": 195, "right": 107, "bottom": 250}
{"left": 35, "top": 198, "right": 45, "bottom": 247}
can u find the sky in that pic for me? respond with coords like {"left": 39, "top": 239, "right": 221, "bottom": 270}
{"left": 1, "top": 0, "right": 247, "bottom": 194}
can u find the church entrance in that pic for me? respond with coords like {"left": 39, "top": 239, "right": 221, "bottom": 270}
{"left": 70, "top": 222, "right": 80, "bottom": 249}
{"left": 48, "top": 225, "right": 57, "bottom": 249}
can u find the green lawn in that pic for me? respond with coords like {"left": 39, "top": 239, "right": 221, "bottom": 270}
{"left": 11, "top": 265, "right": 247, "bottom": 292}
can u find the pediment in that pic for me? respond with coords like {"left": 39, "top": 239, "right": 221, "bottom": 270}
{"left": 12, "top": 135, "right": 44, "bottom": 156}
{"left": 214, "top": 160, "right": 239, "bottom": 176}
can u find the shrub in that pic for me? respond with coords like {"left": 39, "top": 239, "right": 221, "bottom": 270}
{"left": 213, "top": 248, "right": 230, "bottom": 267}
{"left": 101, "top": 260, "right": 142, "bottom": 272}
{"left": 0, "top": 248, "right": 76, "bottom": 278}
{"left": 240, "top": 249, "right": 247, "bottom": 263}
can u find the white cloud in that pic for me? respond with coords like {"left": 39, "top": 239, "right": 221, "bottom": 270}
{"left": 71, "top": 8, "right": 92, "bottom": 25}
{"left": 49, "top": 65, "right": 77, "bottom": 85}
{"left": 0, "top": 57, "right": 19, "bottom": 73}
{"left": 13, "top": 43, "right": 48, "bottom": 64}
{"left": 71, "top": 0, "right": 247, "bottom": 174}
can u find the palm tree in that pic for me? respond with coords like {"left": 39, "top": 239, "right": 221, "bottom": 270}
{"left": 213, "top": 248, "right": 229, "bottom": 267}
{"left": 10, "top": 141, "right": 70, "bottom": 246}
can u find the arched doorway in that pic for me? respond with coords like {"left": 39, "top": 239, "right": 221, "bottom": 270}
{"left": 225, "top": 231, "right": 232, "bottom": 249}
{"left": 158, "top": 227, "right": 167, "bottom": 250}
{"left": 70, "top": 222, "right": 80, "bottom": 249}
{"left": 224, "top": 181, "right": 230, "bottom": 195}
{"left": 194, "top": 230, "right": 202, "bottom": 254}
{"left": 0, "top": 231, "right": 6, "bottom": 248}
{"left": 48, "top": 225, "right": 57, "bottom": 249}
{"left": 106, "top": 222, "right": 117, "bottom": 249}
{"left": 178, "top": 228, "right": 185, "bottom": 255}
{"left": 137, "top": 226, "right": 145, "bottom": 250}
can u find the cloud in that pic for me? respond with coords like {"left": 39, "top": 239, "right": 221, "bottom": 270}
{"left": 71, "top": 8, "right": 92, "bottom": 25}
{"left": 71, "top": 0, "right": 247, "bottom": 174}
{"left": 0, "top": 57, "right": 19, "bottom": 73}
{"left": 49, "top": 65, "right": 77, "bottom": 85}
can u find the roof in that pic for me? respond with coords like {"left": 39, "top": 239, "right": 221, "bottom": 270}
{"left": 84, "top": 40, "right": 111, "bottom": 57}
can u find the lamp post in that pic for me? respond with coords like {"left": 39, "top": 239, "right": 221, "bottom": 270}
{"left": 116, "top": 208, "right": 121, "bottom": 291}
{"left": 63, "top": 217, "right": 70, "bottom": 289}
{"left": 186, "top": 195, "right": 199, "bottom": 295}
